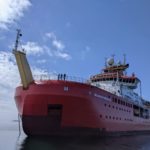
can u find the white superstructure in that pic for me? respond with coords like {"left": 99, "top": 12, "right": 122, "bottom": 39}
{"left": 90, "top": 56, "right": 144, "bottom": 104}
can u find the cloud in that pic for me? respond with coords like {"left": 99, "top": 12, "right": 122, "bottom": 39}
{"left": 22, "top": 41, "right": 71, "bottom": 60}
{"left": 37, "top": 59, "right": 47, "bottom": 64}
{"left": 22, "top": 42, "right": 44, "bottom": 55}
{"left": 45, "top": 32, "right": 72, "bottom": 60}
{"left": 0, "top": 51, "right": 19, "bottom": 101}
{"left": 46, "top": 32, "right": 65, "bottom": 50}
{"left": 54, "top": 50, "right": 71, "bottom": 60}
{"left": 52, "top": 40, "right": 65, "bottom": 50}
{"left": 45, "top": 32, "right": 56, "bottom": 40}
{"left": 21, "top": 32, "right": 72, "bottom": 60}
{"left": 20, "top": 40, "right": 71, "bottom": 61}
{"left": 10, "top": 31, "right": 72, "bottom": 61}
{"left": 0, "top": 0, "right": 31, "bottom": 29}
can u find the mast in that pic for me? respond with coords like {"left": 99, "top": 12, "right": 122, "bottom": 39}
{"left": 105, "top": 57, "right": 107, "bottom": 67}
{"left": 139, "top": 80, "right": 142, "bottom": 100}
{"left": 123, "top": 54, "right": 126, "bottom": 65}
{"left": 14, "top": 29, "right": 22, "bottom": 50}
{"left": 13, "top": 29, "right": 34, "bottom": 89}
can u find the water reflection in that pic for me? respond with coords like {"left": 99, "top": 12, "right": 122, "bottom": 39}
{"left": 18, "top": 135, "right": 150, "bottom": 150}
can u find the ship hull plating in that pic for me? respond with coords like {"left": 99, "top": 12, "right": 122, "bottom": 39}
{"left": 15, "top": 80, "right": 150, "bottom": 136}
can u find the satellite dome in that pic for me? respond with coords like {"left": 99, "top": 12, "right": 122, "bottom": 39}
{"left": 107, "top": 58, "right": 114, "bottom": 66}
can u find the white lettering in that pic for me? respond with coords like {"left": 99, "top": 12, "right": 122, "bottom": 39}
{"left": 94, "top": 93, "right": 111, "bottom": 101}
{"left": 64, "top": 86, "right": 69, "bottom": 91}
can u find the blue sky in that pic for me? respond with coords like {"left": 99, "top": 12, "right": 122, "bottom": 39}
{"left": 0, "top": 0, "right": 150, "bottom": 105}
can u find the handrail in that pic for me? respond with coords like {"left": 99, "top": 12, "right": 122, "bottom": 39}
{"left": 33, "top": 73, "right": 88, "bottom": 84}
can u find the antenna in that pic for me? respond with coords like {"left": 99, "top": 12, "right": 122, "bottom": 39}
{"left": 105, "top": 57, "right": 107, "bottom": 67}
{"left": 139, "top": 80, "right": 142, "bottom": 100}
{"left": 14, "top": 29, "right": 22, "bottom": 51}
{"left": 123, "top": 54, "right": 126, "bottom": 65}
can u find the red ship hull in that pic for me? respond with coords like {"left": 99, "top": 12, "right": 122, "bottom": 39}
{"left": 15, "top": 80, "right": 150, "bottom": 136}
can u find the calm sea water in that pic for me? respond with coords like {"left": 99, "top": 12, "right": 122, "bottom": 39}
{"left": 1, "top": 123, "right": 150, "bottom": 150}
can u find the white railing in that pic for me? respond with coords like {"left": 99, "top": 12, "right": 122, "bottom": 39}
{"left": 33, "top": 73, "right": 88, "bottom": 84}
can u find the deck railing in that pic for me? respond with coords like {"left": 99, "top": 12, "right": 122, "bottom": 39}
{"left": 33, "top": 73, "right": 88, "bottom": 84}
